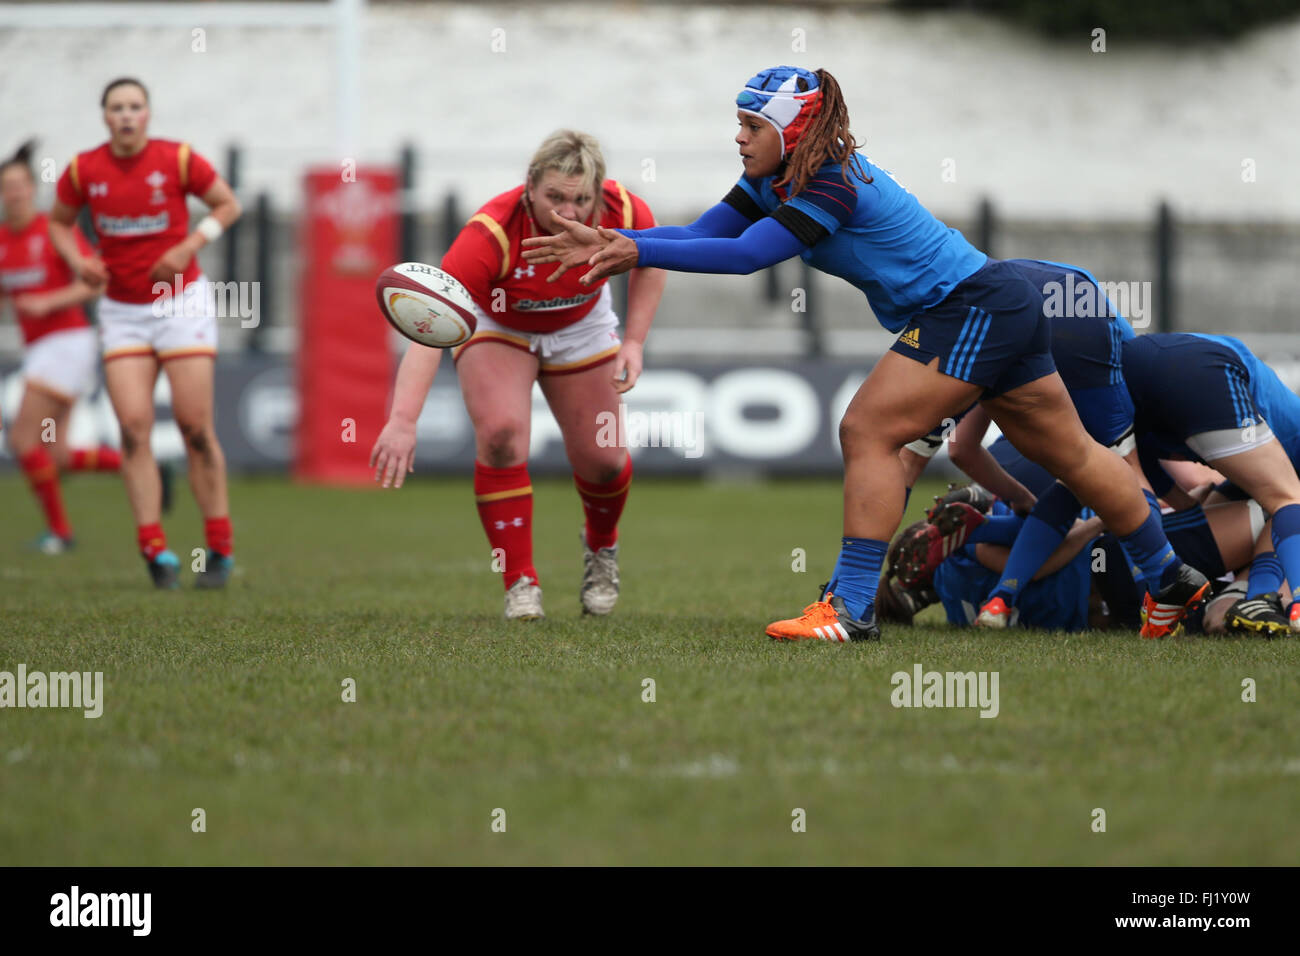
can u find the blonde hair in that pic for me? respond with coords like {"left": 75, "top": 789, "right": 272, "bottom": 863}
{"left": 526, "top": 129, "right": 606, "bottom": 223}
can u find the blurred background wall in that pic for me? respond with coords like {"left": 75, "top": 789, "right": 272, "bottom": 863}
{"left": 2, "top": 0, "right": 1299, "bottom": 473}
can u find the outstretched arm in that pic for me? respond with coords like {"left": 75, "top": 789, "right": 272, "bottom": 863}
{"left": 519, "top": 208, "right": 808, "bottom": 286}
{"left": 620, "top": 199, "right": 756, "bottom": 242}
{"left": 629, "top": 216, "right": 807, "bottom": 276}
{"left": 522, "top": 166, "right": 858, "bottom": 284}
{"left": 522, "top": 186, "right": 760, "bottom": 273}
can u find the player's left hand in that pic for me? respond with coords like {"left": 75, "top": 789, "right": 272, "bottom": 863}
{"left": 581, "top": 228, "right": 639, "bottom": 285}
{"left": 611, "top": 340, "right": 643, "bottom": 393}
{"left": 149, "top": 242, "right": 196, "bottom": 284}
{"left": 520, "top": 211, "right": 607, "bottom": 282}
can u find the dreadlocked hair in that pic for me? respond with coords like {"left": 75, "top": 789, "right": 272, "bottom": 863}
{"left": 0, "top": 139, "right": 37, "bottom": 180}
{"left": 775, "top": 69, "right": 868, "bottom": 197}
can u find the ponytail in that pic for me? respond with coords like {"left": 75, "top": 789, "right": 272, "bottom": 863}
{"left": 776, "top": 69, "right": 867, "bottom": 195}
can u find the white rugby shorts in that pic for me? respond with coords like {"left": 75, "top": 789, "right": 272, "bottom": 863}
{"left": 100, "top": 275, "right": 218, "bottom": 363}
{"left": 22, "top": 326, "right": 98, "bottom": 400}
{"left": 452, "top": 284, "right": 621, "bottom": 376}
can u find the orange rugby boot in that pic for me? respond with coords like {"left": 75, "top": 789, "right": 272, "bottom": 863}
{"left": 1139, "top": 563, "right": 1210, "bottom": 638}
{"left": 766, "top": 590, "right": 881, "bottom": 642}
{"left": 975, "top": 596, "right": 1011, "bottom": 628}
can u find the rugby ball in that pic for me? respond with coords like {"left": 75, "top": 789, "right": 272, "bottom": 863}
{"left": 374, "top": 261, "right": 477, "bottom": 348}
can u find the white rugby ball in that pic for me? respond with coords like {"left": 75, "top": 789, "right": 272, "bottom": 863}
{"left": 374, "top": 261, "right": 478, "bottom": 348}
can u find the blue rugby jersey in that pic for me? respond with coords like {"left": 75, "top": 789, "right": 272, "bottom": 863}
{"left": 1193, "top": 333, "right": 1300, "bottom": 454}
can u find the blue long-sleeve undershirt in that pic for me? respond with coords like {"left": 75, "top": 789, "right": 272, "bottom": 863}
{"left": 616, "top": 203, "right": 809, "bottom": 276}
{"left": 620, "top": 201, "right": 752, "bottom": 241}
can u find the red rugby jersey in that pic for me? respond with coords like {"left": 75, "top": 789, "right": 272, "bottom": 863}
{"left": 440, "top": 179, "right": 654, "bottom": 334}
{"left": 0, "top": 212, "right": 93, "bottom": 344}
{"left": 55, "top": 139, "right": 217, "bottom": 304}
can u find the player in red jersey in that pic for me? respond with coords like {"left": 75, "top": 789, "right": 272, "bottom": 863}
{"left": 1, "top": 140, "right": 125, "bottom": 553}
{"left": 48, "top": 78, "right": 242, "bottom": 589}
{"left": 370, "top": 130, "right": 666, "bottom": 619}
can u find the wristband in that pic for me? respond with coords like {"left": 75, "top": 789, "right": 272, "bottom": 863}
{"left": 196, "top": 215, "right": 224, "bottom": 242}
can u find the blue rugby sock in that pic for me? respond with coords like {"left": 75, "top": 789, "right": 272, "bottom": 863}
{"left": 967, "top": 514, "right": 1024, "bottom": 547}
{"left": 826, "top": 536, "right": 887, "bottom": 621}
{"left": 1119, "top": 508, "right": 1180, "bottom": 593}
{"left": 1270, "top": 503, "right": 1300, "bottom": 604}
{"left": 1141, "top": 487, "right": 1163, "bottom": 525}
{"left": 989, "top": 483, "right": 1080, "bottom": 606}
{"left": 1246, "top": 550, "right": 1284, "bottom": 599}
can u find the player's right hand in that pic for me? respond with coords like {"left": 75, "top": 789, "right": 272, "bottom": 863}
{"left": 76, "top": 255, "right": 108, "bottom": 288}
{"left": 520, "top": 210, "right": 607, "bottom": 282}
{"left": 369, "top": 418, "right": 417, "bottom": 489}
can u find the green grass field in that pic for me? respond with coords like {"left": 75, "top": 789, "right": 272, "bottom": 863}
{"left": 2, "top": 472, "right": 1298, "bottom": 865}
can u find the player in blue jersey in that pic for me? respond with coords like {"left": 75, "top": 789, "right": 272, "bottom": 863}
{"left": 894, "top": 437, "right": 1097, "bottom": 631}
{"left": 894, "top": 258, "right": 1195, "bottom": 628}
{"left": 879, "top": 440, "right": 1264, "bottom": 635}
{"left": 892, "top": 502, "right": 1262, "bottom": 634}
{"left": 521, "top": 66, "right": 1208, "bottom": 642}
{"left": 1124, "top": 332, "right": 1300, "bottom": 635}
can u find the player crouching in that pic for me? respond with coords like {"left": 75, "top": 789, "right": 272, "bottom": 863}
{"left": 369, "top": 131, "right": 665, "bottom": 619}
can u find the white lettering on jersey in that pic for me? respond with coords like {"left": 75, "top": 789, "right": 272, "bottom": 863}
{"left": 94, "top": 212, "right": 170, "bottom": 236}
{"left": 513, "top": 290, "right": 599, "bottom": 312}
{"left": 0, "top": 265, "right": 47, "bottom": 291}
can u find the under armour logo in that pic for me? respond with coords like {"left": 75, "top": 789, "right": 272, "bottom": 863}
{"left": 513, "top": 265, "right": 535, "bottom": 279}
{"left": 493, "top": 517, "right": 525, "bottom": 530}
{"left": 88, "top": 182, "right": 109, "bottom": 197}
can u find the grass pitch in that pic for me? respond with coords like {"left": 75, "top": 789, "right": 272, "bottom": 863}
{"left": 1, "top": 472, "right": 1298, "bottom": 865}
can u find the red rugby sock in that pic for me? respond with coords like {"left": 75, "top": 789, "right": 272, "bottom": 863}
{"left": 137, "top": 522, "right": 168, "bottom": 561}
{"left": 69, "top": 445, "right": 122, "bottom": 472}
{"left": 20, "top": 447, "right": 72, "bottom": 539}
{"left": 474, "top": 461, "right": 536, "bottom": 589}
{"left": 205, "top": 515, "right": 233, "bottom": 557}
{"left": 575, "top": 455, "right": 632, "bottom": 551}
